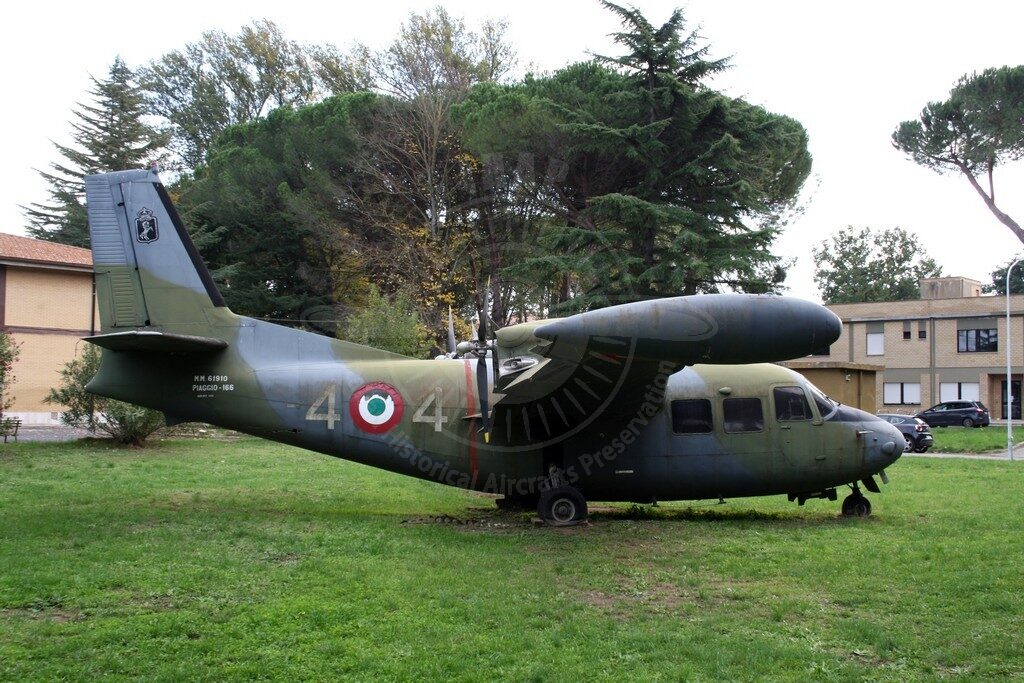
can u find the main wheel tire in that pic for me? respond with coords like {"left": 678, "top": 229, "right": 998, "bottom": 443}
{"left": 962, "top": 417, "right": 975, "bottom": 428}
{"left": 537, "top": 486, "right": 588, "bottom": 526}
{"left": 914, "top": 445, "right": 930, "bottom": 453}
{"left": 841, "top": 493, "right": 872, "bottom": 517}
{"left": 904, "top": 434, "right": 914, "bottom": 452}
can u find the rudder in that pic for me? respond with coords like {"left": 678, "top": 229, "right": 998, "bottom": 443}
{"left": 85, "top": 169, "right": 227, "bottom": 333}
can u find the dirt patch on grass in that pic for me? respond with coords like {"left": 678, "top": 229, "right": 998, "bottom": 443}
{"left": 1, "top": 607, "right": 82, "bottom": 623}
{"left": 262, "top": 551, "right": 302, "bottom": 565}
{"left": 574, "top": 572, "right": 755, "bottom": 619}
{"left": 401, "top": 511, "right": 525, "bottom": 531}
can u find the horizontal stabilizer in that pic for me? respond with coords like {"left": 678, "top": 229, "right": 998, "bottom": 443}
{"left": 84, "top": 331, "right": 228, "bottom": 354}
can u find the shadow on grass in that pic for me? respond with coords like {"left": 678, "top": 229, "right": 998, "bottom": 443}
{"left": 419, "top": 500, "right": 847, "bottom": 529}
{"left": 587, "top": 503, "right": 844, "bottom": 525}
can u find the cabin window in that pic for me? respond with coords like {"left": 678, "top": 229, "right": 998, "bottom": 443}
{"left": 671, "top": 399, "right": 713, "bottom": 434}
{"left": 723, "top": 398, "right": 764, "bottom": 433}
{"left": 773, "top": 386, "right": 812, "bottom": 421}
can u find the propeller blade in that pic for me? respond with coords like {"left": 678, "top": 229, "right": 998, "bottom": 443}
{"left": 478, "top": 277, "right": 489, "bottom": 342}
{"left": 476, "top": 353, "right": 491, "bottom": 443}
{"left": 447, "top": 306, "right": 457, "bottom": 355}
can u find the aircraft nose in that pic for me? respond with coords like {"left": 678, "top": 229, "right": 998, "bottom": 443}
{"left": 817, "top": 309, "right": 842, "bottom": 350}
{"left": 876, "top": 421, "right": 904, "bottom": 464}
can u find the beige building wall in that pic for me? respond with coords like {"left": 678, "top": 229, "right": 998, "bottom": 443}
{"left": 7, "top": 332, "right": 87, "bottom": 414}
{"left": 6, "top": 267, "right": 94, "bottom": 331}
{"left": 3, "top": 264, "right": 96, "bottom": 424}
{"left": 821, "top": 291, "right": 1024, "bottom": 417}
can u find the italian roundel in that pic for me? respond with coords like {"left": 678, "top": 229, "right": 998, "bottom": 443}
{"left": 349, "top": 382, "right": 405, "bottom": 434}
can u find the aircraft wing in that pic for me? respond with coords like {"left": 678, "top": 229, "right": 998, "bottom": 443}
{"left": 491, "top": 294, "right": 840, "bottom": 446}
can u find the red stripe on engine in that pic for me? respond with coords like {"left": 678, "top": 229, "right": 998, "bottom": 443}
{"left": 463, "top": 359, "right": 478, "bottom": 483}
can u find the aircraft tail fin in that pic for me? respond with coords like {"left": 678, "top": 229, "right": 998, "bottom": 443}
{"left": 85, "top": 169, "right": 227, "bottom": 333}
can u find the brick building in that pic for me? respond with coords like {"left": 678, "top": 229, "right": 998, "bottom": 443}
{"left": 817, "top": 277, "right": 1022, "bottom": 419}
{"left": 0, "top": 233, "right": 95, "bottom": 424}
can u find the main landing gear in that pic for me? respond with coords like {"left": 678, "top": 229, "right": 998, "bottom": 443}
{"left": 494, "top": 467, "right": 590, "bottom": 526}
{"left": 537, "top": 486, "right": 588, "bottom": 526}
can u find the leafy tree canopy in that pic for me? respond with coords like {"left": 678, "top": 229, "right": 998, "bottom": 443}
{"left": 141, "top": 19, "right": 370, "bottom": 170}
{"left": 813, "top": 226, "right": 943, "bottom": 304}
{"left": 985, "top": 255, "right": 1024, "bottom": 295}
{"left": 180, "top": 93, "right": 377, "bottom": 321}
{"left": 893, "top": 66, "right": 1024, "bottom": 244}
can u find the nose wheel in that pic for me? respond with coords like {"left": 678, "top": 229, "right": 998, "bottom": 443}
{"left": 841, "top": 486, "right": 872, "bottom": 517}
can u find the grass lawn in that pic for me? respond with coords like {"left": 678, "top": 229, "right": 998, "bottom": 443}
{"left": 1, "top": 438, "right": 1021, "bottom": 681}
{"left": 929, "top": 425, "right": 1024, "bottom": 453}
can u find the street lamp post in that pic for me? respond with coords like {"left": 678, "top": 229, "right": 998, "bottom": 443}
{"left": 1007, "top": 258, "right": 1023, "bottom": 462}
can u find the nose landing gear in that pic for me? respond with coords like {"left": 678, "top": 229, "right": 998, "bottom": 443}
{"left": 841, "top": 485, "right": 872, "bottom": 517}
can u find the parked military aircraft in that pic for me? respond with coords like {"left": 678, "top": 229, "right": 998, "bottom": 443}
{"left": 82, "top": 170, "right": 902, "bottom": 525}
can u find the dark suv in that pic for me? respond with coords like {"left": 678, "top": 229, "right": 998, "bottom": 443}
{"left": 878, "top": 414, "right": 934, "bottom": 452}
{"left": 915, "top": 401, "right": 991, "bottom": 428}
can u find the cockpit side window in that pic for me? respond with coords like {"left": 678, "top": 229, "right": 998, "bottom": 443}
{"left": 773, "top": 386, "right": 812, "bottom": 421}
{"left": 810, "top": 387, "right": 838, "bottom": 420}
{"left": 723, "top": 398, "right": 764, "bottom": 433}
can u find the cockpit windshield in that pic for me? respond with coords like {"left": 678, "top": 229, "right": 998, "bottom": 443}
{"left": 810, "top": 386, "right": 838, "bottom": 420}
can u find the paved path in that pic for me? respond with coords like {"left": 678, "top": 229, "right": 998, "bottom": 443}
{"left": 903, "top": 450, "right": 1018, "bottom": 461}
{"left": 7, "top": 426, "right": 93, "bottom": 443}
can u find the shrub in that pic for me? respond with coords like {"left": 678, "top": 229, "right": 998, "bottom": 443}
{"left": 0, "top": 330, "right": 20, "bottom": 431}
{"left": 345, "top": 286, "right": 434, "bottom": 357}
{"left": 45, "top": 344, "right": 164, "bottom": 446}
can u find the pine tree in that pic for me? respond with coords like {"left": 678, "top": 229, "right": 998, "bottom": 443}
{"left": 458, "top": 3, "right": 811, "bottom": 310}
{"left": 24, "top": 57, "right": 166, "bottom": 247}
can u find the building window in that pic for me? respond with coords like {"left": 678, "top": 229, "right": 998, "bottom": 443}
{"left": 723, "top": 398, "right": 764, "bottom": 433}
{"left": 671, "top": 399, "right": 713, "bottom": 434}
{"left": 940, "top": 382, "right": 980, "bottom": 402}
{"left": 883, "top": 382, "right": 921, "bottom": 405}
{"left": 866, "top": 332, "right": 884, "bottom": 356}
{"left": 918, "top": 320, "right": 927, "bottom": 340}
{"left": 957, "top": 328, "right": 997, "bottom": 353}
{"left": 773, "top": 386, "right": 812, "bottom": 421}
{"left": 903, "top": 321, "right": 911, "bottom": 340}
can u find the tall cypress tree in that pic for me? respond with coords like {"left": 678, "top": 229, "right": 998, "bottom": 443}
{"left": 24, "top": 57, "right": 166, "bottom": 247}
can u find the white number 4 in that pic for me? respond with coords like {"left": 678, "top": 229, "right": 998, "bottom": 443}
{"left": 306, "top": 384, "right": 340, "bottom": 430}
{"left": 413, "top": 387, "right": 448, "bottom": 432}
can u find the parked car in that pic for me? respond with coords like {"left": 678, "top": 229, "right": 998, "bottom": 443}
{"left": 878, "top": 414, "right": 934, "bottom": 452}
{"left": 915, "top": 401, "right": 991, "bottom": 428}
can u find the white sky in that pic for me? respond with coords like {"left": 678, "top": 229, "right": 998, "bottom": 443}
{"left": 2, "top": 0, "right": 1023, "bottom": 301}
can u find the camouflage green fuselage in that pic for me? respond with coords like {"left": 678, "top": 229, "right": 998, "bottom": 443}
{"left": 89, "top": 311, "right": 900, "bottom": 503}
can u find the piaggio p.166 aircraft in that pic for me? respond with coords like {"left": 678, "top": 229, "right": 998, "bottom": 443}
{"left": 82, "top": 169, "right": 903, "bottom": 525}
